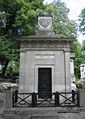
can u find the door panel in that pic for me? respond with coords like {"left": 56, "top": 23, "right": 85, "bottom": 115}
{"left": 38, "top": 68, "right": 52, "bottom": 98}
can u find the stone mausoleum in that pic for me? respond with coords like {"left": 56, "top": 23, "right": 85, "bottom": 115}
{"left": 18, "top": 13, "right": 74, "bottom": 97}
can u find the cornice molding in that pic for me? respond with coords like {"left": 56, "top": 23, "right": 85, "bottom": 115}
{"left": 17, "top": 35, "right": 74, "bottom": 43}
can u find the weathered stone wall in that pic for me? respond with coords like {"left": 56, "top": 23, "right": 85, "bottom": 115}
{"left": 19, "top": 50, "right": 70, "bottom": 93}
{"left": 19, "top": 37, "right": 71, "bottom": 93}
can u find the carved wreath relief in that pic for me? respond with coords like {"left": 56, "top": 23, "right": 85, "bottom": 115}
{"left": 38, "top": 17, "right": 52, "bottom": 30}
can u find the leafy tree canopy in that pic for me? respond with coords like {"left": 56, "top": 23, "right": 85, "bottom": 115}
{"left": 81, "top": 40, "right": 85, "bottom": 64}
{"left": 0, "top": 0, "right": 45, "bottom": 36}
{"left": 71, "top": 41, "right": 81, "bottom": 79}
{"left": 14, "top": 0, "right": 45, "bottom": 35}
{"left": 45, "top": 0, "right": 77, "bottom": 37}
{"left": 0, "top": 0, "right": 45, "bottom": 77}
{"left": 0, "top": 36, "right": 19, "bottom": 61}
{"left": 79, "top": 8, "right": 85, "bottom": 34}
{"left": 71, "top": 40, "right": 85, "bottom": 79}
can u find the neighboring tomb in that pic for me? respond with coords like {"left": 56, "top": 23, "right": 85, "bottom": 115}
{"left": 70, "top": 53, "right": 75, "bottom": 82}
{"left": 80, "top": 63, "right": 85, "bottom": 83}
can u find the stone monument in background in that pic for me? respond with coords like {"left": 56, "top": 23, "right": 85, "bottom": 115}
{"left": 18, "top": 13, "right": 74, "bottom": 98}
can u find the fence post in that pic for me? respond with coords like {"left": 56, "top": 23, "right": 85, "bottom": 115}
{"left": 77, "top": 91, "right": 80, "bottom": 107}
{"left": 12, "top": 90, "right": 18, "bottom": 107}
{"left": 5, "top": 87, "right": 13, "bottom": 109}
{"left": 32, "top": 92, "right": 37, "bottom": 107}
{"left": 55, "top": 92, "right": 59, "bottom": 107}
{"left": 12, "top": 92, "right": 14, "bottom": 107}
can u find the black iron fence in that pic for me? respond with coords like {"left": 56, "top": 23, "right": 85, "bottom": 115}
{"left": 12, "top": 91, "right": 80, "bottom": 107}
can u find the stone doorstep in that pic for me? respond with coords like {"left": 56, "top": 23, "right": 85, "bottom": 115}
{"left": 32, "top": 114, "right": 59, "bottom": 119}
{"left": 3, "top": 107, "right": 80, "bottom": 113}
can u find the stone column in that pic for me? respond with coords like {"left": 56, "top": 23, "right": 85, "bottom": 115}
{"left": 64, "top": 50, "right": 71, "bottom": 91}
{"left": 70, "top": 53, "right": 75, "bottom": 82}
{"left": 19, "top": 50, "right": 26, "bottom": 93}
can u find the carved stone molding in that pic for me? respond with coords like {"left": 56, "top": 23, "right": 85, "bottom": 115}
{"left": 21, "top": 40, "right": 70, "bottom": 49}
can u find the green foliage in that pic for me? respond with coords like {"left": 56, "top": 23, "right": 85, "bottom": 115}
{"left": 79, "top": 8, "right": 85, "bottom": 34}
{"left": 71, "top": 41, "right": 81, "bottom": 79}
{"left": 12, "top": 62, "right": 19, "bottom": 73}
{"left": 0, "top": 0, "right": 21, "bottom": 35}
{"left": 81, "top": 41, "right": 85, "bottom": 63}
{"left": 45, "top": 0, "right": 77, "bottom": 37}
{"left": 76, "top": 82, "right": 83, "bottom": 89}
{"left": 71, "top": 40, "right": 85, "bottom": 79}
{"left": 14, "top": 0, "right": 45, "bottom": 35}
{"left": 78, "top": 8, "right": 85, "bottom": 79}
{"left": 76, "top": 82, "right": 85, "bottom": 89}
{"left": 71, "top": 41, "right": 81, "bottom": 57}
{"left": 0, "top": 0, "right": 45, "bottom": 76}
{"left": 74, "top": 58, "right": 81, "bottom": 79}
{"left": 0, "top": 36, "right": 19, "bottom": 61}
{"left": 0, "top": 0, "right": 45, "bottom": 36}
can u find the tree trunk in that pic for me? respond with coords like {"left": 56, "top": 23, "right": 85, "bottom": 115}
{"left": 2, "top": 60, "right": 9, "bottom": 78}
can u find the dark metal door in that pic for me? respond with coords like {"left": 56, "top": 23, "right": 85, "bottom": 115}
{"left": 38, "top": 68, "right": 52, "bottom": 98}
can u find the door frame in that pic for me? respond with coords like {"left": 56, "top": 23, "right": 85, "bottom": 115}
{"left": 34, "top": 65, "right": 54, "bottom": 93}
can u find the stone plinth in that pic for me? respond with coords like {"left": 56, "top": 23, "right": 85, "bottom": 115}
{"left": 3, "top": 107, "right": 81, "bottom": 119}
